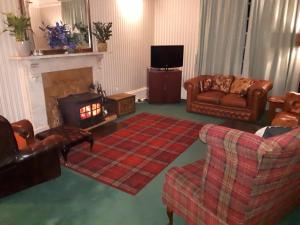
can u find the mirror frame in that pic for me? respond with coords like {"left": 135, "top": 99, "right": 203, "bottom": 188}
{"left": 19, "top": 0, "right": 93, "bottom": 55}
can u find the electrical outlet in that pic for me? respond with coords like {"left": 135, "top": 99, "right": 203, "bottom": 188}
{"left": 115, "top": 87, "right": 119, "bottom": 92}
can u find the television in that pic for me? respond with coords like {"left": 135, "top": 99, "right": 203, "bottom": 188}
{"left": 151, "top": 45, "right": 184, "bottom": 70}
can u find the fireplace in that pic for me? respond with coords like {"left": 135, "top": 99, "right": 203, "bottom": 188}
{"left": 58, "top": 92, "right": 104, "bottom": 128}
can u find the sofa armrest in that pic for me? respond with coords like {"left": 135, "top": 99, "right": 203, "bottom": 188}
{"left": 11, "top": 119, "right": 35, "bottom": 144}
{"left": 248, "top": 80, "right": 272, "bottom": 95}
{"left": 246, "top": 80, "right": 273, "bottom": 120}
{"left": 184, "top": 75, "right": 211, "bottom": 111}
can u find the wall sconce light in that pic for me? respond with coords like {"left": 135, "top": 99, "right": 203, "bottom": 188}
{"left": 117, "top": 0, "right": 143, "bottom": 23}
{"left": 296, "top": 33, "right": 300, "bottom": 47}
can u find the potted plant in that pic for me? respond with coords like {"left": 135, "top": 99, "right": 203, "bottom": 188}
{"left": 40, "top": 22, "right": 79, "bottom": 53}
{"left": 2, "top": 13, "right": 32, "bottom": 56}
{"left": 92, "top": 22, "right": 112, "bottom": 52}
{"left": 74, "top": 22, "right": 89, "bottom": 48}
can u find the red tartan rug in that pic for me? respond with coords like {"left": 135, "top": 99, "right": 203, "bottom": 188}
{"left": 66, "top": 112, "right": 204, "bottom": 195}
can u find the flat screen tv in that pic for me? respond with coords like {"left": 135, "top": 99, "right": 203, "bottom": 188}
{"left": 151, "top": 45, "right": 184, "bottom": 69}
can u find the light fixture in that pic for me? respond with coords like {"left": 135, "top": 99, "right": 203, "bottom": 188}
{"left": 117, "top": 0, "right": 143, "bottom": 23}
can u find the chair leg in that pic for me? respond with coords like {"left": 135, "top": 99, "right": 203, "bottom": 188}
{"left": 166, "top": 206, "right": 173, "bottom": 225}
{"left": 88, "top": 136, "right": 94, "bottom": 152}
{"left": 62, "top": 146, "right": 69, "bottom": 166}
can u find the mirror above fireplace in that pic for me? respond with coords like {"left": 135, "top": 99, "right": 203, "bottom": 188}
{"left": 19, "top": 0, "right": 92, "bottom": 54}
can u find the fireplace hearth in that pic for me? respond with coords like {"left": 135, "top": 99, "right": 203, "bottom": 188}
{"left": 58, "top": 92, "right": 104, "bottom": 128}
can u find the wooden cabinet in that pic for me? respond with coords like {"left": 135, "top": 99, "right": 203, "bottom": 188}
{"left": 106, "top": 93, "right": 135, "bottom": 117}
{"left": 148, "top": 69, "right": 182, "bottom": 103}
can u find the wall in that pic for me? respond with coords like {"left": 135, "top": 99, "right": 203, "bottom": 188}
{"left": 90, "top": 0, "right": 154, "bottom": 96}
{"left": 0, "top": 0, "right": 198, "bottom": 123}
{"left": 29, "top": 6, "right": 49, "bottom": 49}
{"left": 0, "top": 0, "right": 154, "bottom": 123}
{"left": 40, "top": 5, "right": 61, "bottom": 26}
{"left": 0, "top": 0, "right": 27, "bottom": 122}
{"left": 154, "top": 0, "right": 200, "bottom": 98}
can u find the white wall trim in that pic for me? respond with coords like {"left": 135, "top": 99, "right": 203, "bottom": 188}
{"left": 126, "top": 87, "right": 148, "bottom": 101}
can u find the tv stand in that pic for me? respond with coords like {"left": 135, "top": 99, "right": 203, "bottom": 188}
{"left": 147, "top": 68, "right": 182, "bottom": 103}
{"left": 151, "top": 67, "right": 177, "bottom": 72}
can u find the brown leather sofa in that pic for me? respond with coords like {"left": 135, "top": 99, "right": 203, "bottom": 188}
{"left": 272, "top": 92, "right": 300, "bottom": 128}
{"left": 184, "top": 75, "right": 273, "bottom": 122}
{"left": 0, "top": 115, "right": 64, "bottom": 198}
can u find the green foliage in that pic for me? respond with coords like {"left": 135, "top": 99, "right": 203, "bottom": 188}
{"left": 92, "top": 22, "right": 112, "bottom": 43}
{"left": 74, "top": 22, "right": 89, "bottom": 44}
{"left": 2, "top": 13, "right": 31, "bottom": 41}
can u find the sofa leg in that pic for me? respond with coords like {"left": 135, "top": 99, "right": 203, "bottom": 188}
{"left": 166, "top": 206, "right": 173, "bottom": 225}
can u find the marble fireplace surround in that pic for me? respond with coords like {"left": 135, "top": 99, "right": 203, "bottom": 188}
{"left": 13, "top": 52, "right": 104, "bottom": 132}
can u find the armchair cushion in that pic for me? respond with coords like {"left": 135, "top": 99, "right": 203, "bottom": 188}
{"left": 14, "top": 132, "right": 27, "bottom": 150}
{"left": 261, "top": 126, "right": 292, "bottom": 138}
{"left": 211, "top": 75, "right": 234, "bottom": 93}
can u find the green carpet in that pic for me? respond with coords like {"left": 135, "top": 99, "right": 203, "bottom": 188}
{"left": 0, "top": 102, "right": 299, "bottom": 225}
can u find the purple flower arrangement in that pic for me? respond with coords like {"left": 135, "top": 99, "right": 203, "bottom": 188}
{"left": 40, "top": 22, "right": 79, "bottom": 49}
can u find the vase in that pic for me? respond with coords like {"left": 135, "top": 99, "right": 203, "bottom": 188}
{"left": 97, "top": 42, "right": 107, "bottom": 52}
{"left": 15, "top": 40, "right": 31, "bottom": 57}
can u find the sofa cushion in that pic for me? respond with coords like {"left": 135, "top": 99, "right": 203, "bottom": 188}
{"left": 196, "top": 91, "right": 225, "bottom": 104}
{"left": 211, "top": 75, "right": 234, "bottom": 93}
{"left": 199, "top": 78, "right": 212, "bottom": 92}
{"left": 220, "top": 94, "right": 247, "bottom": 108}
{"left": 230, "top": 77, "right": 255, "bottom": 96}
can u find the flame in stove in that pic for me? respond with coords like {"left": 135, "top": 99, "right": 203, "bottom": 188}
{"left": 80, "top": 103, "right": 101, "bottom": 120}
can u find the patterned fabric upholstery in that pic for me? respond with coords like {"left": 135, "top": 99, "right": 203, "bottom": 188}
{"left": 199, "top": 78, "right": 213, "bottom": 92}
{"left": 162, "top": 124, "right": 300, "bottom": 225}
{"left": 211, "top": 75, "right": 234, "bottom": 93}
{"left": 230, "top": 77, "right": 255, "bottom": 96}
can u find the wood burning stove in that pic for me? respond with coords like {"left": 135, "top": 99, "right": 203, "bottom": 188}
{"left": 58, "top": 92, "right": 104, "bottom": 128}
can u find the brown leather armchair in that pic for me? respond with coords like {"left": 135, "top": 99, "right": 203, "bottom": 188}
{"left": 272, "top": 92, "right": 300, "bottom": 128}
{"left": 0, "top": 115, "right": 64, "bottom": 198}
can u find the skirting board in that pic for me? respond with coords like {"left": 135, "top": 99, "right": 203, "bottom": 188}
{"left": 126, "top": 87, "right": 187, "bottom": 101}
{"left": 126, "top": 87, "right": 148, "bottom": 101}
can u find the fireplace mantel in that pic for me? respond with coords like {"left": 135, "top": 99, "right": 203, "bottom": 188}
{"left": 12, "top": 52, "right": 105, "bottom": 133}
{"left": 11, "top": 52, "right": 104, "bottom": 79}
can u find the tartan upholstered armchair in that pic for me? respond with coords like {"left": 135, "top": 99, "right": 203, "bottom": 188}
{"left": 162, "top": 124, "right": 300, "bottom": 225}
